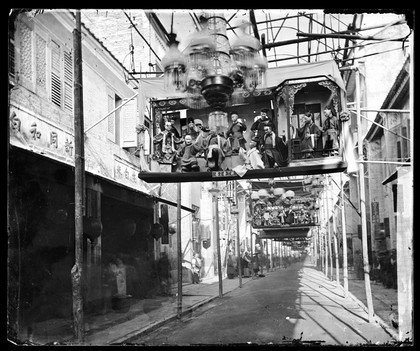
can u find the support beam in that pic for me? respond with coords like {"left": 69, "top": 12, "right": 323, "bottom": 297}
{"left": 123, "top": 11, "right": 161, "bottom": 62}
{"left": 138, "top": 161, "right": 348, "bottom": 183}
{"left": 72, "top": 10, "right": 85, "bottom": 342}
{"left": 297, "top": 32, "right": 407, "bottom": 41}
{"left": 176, "top": 183, "right": 182, "bottom": 318}
{"left": 355, "top": 64, "right": 375, "bottom": 323}
{"left": 249, "top": 9, "right": 260, "bottom": 41}
{"left": 340, "top": 173, "right": 349, "bottom": 297}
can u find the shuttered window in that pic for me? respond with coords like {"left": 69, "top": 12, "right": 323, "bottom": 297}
{"left": 120, "top": 98, "right": 138, "bottom": 148}
{"left": 50, "top": 40, "right": 62, "bottom": 107}
{"left": 63, "top": 50, "right": 73, "bottom": 112}
{"left": 107, "top": 93, "right": 116, "bottom": 142}
{"left": 9, "top": 31, "right": 15, "bottom": 78}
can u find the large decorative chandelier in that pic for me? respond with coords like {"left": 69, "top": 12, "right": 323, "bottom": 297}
{"left": 161, "top": 13, "right": 268, "bottom": 111}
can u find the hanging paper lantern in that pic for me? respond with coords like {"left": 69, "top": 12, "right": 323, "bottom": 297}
{"left": 151, "top": 223, "right": 164, "bottom": 240}
{"left": 251, "top": 191, "right": 260, "bottom": 200}
{"left": 273, "top": 187, "right": 285, "bottom": 196}
{"left": 303, "top": 177, "right": 312, "bottom": 185}
{"left": 83, "top": 217, "right": 103, "bottom": 241}
{"left": 168, "top": 223, "right": 176, "bottom": 234}
{"left": 121, "top": 218, "right": 137, "bottom": 237}
{"left": 284, "top": 190, "right": 295, "bottom": 198}
{"left": 258, "top": 188, "right": 269, "bottom": 200}
{"left": 137, "top": 218, "right": 152, "bottom": 236}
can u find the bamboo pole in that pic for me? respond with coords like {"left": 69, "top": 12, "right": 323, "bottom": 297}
{"left": 270, "top": 239, "right": 274, "bottom": 271}
{"left": 231, "top": 182, "right": 242, "bottom": 287}
{"left": 355, "top": 64, "right": 375, "bottom": 322}
{"left": 296, "top": 31, "right": 407, "bottom": 41}
{"left": 84, "top": 92, "right": 138, "bottom": 133}
{"left": 72, "top": 10, "right": 85, "bottom": 342}
{"left": 209, "top": 183, "right": 223, "bottom": 297}
{"left": 322, "top": 191, "right": 329, "bottom": 278}
{"left": 340, "top": 173, "right": 349, "bottom": 298}
{"left": 325, "top": 182, "right": 333, "bottom": 280}
{"left": 231, "top": 201, "right": 242, "bottom": 288}
{"left": 176, "top": 183, "right": 182, "bottom": 318}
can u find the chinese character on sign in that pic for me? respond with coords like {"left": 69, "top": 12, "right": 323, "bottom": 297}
{"left": 50, "top": 131, "right": 58, "bottom": 148}
{"left": 29, "top": 122, "right": 41, "bottom": 140}
{"left": 212, "top": 170, "right": 236, "bottom": 178}
{"left": 65, "top": 138, "right": 73, "bottom": 155}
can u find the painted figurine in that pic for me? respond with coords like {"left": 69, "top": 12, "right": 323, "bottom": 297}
{"left": 226, "top": 111, "right": 247, "bottom": 153}
{"left": 241, "top": 139, "right": 264, "bottom": 170}
{"left": 203, "top": 130, "right": 231, "bottom": 171}
{"left": 177, "top": 134, "right": 202, "bottom": 172}
{"left": 257, "top": 123, "right": 288, "bottom": 168}
{"left": 153, "top": 120, "right": 184, "bottom": 166}
{"left": 322, "top": 105, "right": 340, "bottom": 155}
{"left": 296, "top": 112, "right": 322, "bottom": 158}
{"left": 250, "top": 108, "right": 274, "bottom": 142}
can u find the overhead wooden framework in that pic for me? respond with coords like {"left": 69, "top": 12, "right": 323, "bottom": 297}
{"left": 138, "top": 161, "right": 347, "bottom": 183}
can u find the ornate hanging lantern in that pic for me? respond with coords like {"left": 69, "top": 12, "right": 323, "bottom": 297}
{"left": 161, "top": 14, "right": 265, "bottom": 111}
{"left": 230, "top": 23, "right": 264, "bottom": 94}
{"left": 162, "top": 33, "right": 186, "bottom": 95}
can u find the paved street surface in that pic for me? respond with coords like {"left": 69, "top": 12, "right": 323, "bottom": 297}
{"left": 123, "top": 260, "right": 396, "bottom": 346}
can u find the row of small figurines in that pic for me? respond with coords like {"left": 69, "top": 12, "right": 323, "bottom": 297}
{"left": 253, "top": 203, "right": 319, "bottom": 213}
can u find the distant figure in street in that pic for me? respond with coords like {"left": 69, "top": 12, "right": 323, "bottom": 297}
{"left": 354, "top": 250, "right": 364, "bottom": 280}
{"left": 251, "top": 254, "right": 260, "bottom": 277}
{"left": 157, "top": 251, "right": 171, "bottom": 296}
{"left": 227, "top": 251, "right": 238, "bottom": 279}
{"left": 191, "top": 252, "right": 201, "bottom": 284}
{"left": 241, "top": 247, "right": 252, "bottom": 277}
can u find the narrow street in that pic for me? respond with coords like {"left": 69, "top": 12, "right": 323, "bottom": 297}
{"left": 127, "top": 259, "right": 395, "bottom": 346}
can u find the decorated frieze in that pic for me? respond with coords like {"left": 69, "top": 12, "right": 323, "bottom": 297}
{"left": 250, "top": 188, "right": 319, "bottom": 228}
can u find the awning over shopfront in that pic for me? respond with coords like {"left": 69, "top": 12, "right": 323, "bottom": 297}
{"left": 139, "top": 60, "right": 346, "bottom": 101}
{"left": 382, "top": 163, "right": 411, "bottom": 185}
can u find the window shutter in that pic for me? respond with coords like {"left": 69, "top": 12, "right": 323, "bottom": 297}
{"left": 63, "top": 49, "right": 73, "bottom": 112}
{"left": 35, "top": 33, "right": 47, "bottom": 93}
{"left": 9, "top": 32, "right": 15, "bottom": 78}
{"left": 50, "top": 40, "right": 62, "bottom": 107}
{"left": 120, "top": 98, "right": 138, "bottom": 148}
{"left": 107, "top": 94, "right": 116, "bottom": 142}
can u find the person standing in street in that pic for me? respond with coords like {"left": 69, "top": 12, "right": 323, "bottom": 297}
{"left": 191, "top": 252, "right": 201, "bottom": 284}
{"left": 251, "top": 254, "right": 260, "bottom": 278}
